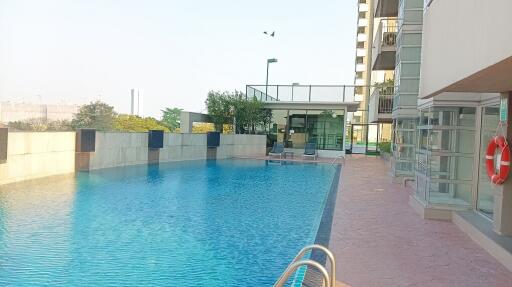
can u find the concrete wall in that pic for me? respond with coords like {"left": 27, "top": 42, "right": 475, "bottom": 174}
{"left": 159, "top": 133, "right": 266, "bottom": 162}
{"left": 419, "top": 0, "right": 512, "bottom": 98}
{"left": 90, "top": 133, "right": 266, "bottom": 166}
{"left": 0, "top": 132, "right": 75, "bottom": 185}
{"left": 217, "top": 134, "right": 267, "bottom": 159}
{"left": 0, "top": 131, "right": 267, "bottom": 185}
{"left": 159, "top": 133, "right": 207, "bottom": 161}
{"left": 0, "top": 102, "right": 79, "bottom": 123}
{"left": 88, "top": 132, "right": 149, "bottom": 170}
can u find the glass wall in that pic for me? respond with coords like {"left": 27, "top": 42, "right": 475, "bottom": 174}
{"left": 477, "top": 106, "right": 500, "bottom": 219}
{"left": 415, "top": 107, "right": 476, "bottom": 207}
{"left": 269, "top": 109, "right": 345, "bottom": 151}
{"left": 392, "top": 118, "right": 416, "bottom": 177}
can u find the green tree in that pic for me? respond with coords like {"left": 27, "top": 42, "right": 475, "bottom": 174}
{"left": 113, "top": 115, "right": 170, "bottom": 132}
{"left": 71, "top": 101, "right": 116, "bottom": 131}
{"left": 161, "top": 107, "right": 182, "bottom": 132}
{"left": 232, "top": 96, "right": 264, "bottom": 134}
{"left": 205, "top": 91, "right": 232, "bottom": 132}
{"left": 205, "top": 90, "right": 271, "bottom": 134}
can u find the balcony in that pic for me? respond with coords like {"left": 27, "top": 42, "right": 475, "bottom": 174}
{"left": 372, "top": 19, "right": 397, "bottom": 71}
{"left": 369, "top": 85, "right": 394, "bottom": 123}
{"left": 374, "top": 0, "right": 398, "bottom": 18}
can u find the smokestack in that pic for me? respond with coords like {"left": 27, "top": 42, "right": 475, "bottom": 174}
{"left": 130, "top": 89, "right": 135, "bottom": 115}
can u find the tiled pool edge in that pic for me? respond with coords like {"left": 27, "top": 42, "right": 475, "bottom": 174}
{"left": 294, "top": 164, "right": 342, "bottom": 287}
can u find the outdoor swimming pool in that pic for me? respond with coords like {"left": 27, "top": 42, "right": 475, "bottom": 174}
{"left": 0, "top": 159, "right": 339, "bottom": 286}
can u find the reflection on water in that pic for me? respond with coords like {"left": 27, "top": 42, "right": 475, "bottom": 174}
{"left": 0, "top": 159, "right": 335, "bottom": 286}
{"left": 0, "top": 175, "right": 77, "bottom": 285}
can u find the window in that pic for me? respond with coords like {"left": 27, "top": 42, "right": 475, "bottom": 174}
{"left": 356, "top": 57, "right": 364, "bottom": 64}
{"left": 356, "top": 72, "right": 363, "bottom": 79}
{"left": 359, "top": 0, "right": 366, "bottom": 3}
{"left": 355, "top": 86, "right": 363, "bottom": 94}
{"left": 356, "top": 41, "right": 365, "bottom": 48}
{"left": 357, "top": 27, "right": 365, "bottom": 34}
{"left": 358, "top": 12, "right": 366, "bottom": 19}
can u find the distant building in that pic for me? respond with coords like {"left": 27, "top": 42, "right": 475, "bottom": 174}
{"left": 0, "top": 102, "right": 80, "bottom": 124}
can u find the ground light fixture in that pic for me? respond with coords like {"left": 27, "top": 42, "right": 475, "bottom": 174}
{"left": 265, "top": 58, "right": 278, "bottom": 100}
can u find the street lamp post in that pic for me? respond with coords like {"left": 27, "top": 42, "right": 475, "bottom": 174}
{"left": 265, "top": 58, "right": 278, "bottom": 101}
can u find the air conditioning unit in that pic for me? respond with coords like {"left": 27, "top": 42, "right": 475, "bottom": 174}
{"left": 383, "top": 32, "right": 397, "bottom": 46}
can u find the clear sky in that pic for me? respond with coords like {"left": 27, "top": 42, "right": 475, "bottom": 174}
{"left": 0, "top": 0, "right": 357, "bottom": 118}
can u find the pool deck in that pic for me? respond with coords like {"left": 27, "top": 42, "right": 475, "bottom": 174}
{"left": 330, "top": 155, "right": 512, "bottom": 287}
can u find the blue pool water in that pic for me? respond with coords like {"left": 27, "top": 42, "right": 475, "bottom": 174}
{"left": 0, "top": 159, "right": 338, "bottom": 286}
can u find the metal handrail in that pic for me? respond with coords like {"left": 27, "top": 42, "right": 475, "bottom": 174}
{"left": 274, "top": 244, "right": 336, "bottom": 287}
{"left": 273, "top": 260, "right": 331, "bottom": 287}
{"left": 331, "top": 155, "right": 346, "bottom": 166}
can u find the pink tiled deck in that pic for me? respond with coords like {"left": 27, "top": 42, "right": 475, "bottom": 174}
{"left": 331, "top": 155, "right": 512, "bottom": 287}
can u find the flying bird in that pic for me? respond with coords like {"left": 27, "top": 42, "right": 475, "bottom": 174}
{"left": 263, "top": 31, "right": 275, "bottom": 37}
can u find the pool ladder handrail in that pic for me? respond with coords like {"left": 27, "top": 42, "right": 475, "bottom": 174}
{"left": 330, "top": 155, "right": 345, "bottom": 166}
{"left": 273, "top": 244, "right": 336, "bottom": 287}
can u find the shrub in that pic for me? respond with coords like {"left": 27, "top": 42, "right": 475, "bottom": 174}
{"left": 379, "top": 141, "right": 391, "bottom": 153}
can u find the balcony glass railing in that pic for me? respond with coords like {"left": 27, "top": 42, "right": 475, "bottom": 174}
{"left": 245, "top": 85, "right": 372, "bottom": 103}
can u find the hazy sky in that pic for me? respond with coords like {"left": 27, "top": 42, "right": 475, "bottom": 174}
{"left": 0, "top": 0, "right": 357, "bottom": 118}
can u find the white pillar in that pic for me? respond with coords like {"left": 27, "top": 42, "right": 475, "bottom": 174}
{"left": 493, "top": 92, "right": 512, "bottom": 235}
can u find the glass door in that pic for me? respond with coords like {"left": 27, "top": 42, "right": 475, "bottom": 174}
{"left": 350, "top": 125, "right": 366, "bottom": 154}
{"left": 366, "top": 124, "right": 380, "bottom": 154}
{"left": 349, "top": 124, "right": 380, "bottom": 154}
{"left": 477, "top": 106, "right": 500, "bottom": 219}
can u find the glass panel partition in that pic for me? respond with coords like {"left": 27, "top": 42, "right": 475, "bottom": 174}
{"left": 392, "top": 118, "right": 417, "bottom": 177}
{"left": 306, "top": 110, "right": 344, "bottom": 151}
{"left": 288, "top": 110, "right": 307, "bottom": 149}
{"left": 269, "top": 109, "right": 345, "bottom": 151}
{"left": 477, "top": 106, "right": 500, "bottom": 219}
{"left": 415, "top": 107, "right": 476, "bottom": 207}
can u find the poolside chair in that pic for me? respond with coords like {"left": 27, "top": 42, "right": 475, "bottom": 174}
{"left": 303, "top": 143, "right": 318, "bottom": 160}
{"left": 269, "top": 142, "right": 285, "bottom": 159}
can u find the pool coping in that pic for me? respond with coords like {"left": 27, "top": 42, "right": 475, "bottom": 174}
{"left": 294, "top": 164, "right": 342, "bottom": 287}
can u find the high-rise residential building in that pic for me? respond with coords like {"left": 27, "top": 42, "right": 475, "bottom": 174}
{"left": 390, "top": 0, "right": 423, "bottom": 178}
{"left": 351, "top": 0, "right": 395, "bottom": 155}
{"left": 414, "top": 0, "right": 512, "bottom": 226}
{"left": 371, "top": 0, "right": 512, "bottom": 270}
{"left": 353, "top": 0, "right": 371, "bottom": 125}
{"left": 353, "top": 0, "right": 423, "bottom": 170}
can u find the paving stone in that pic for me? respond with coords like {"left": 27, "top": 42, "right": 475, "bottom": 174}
{"left": 330, "top": 155, "right": 512, "bottom": 287}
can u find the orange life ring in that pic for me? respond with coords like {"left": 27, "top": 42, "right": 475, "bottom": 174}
{"left": 485, "top": 136, "right": 510, "bottom": 185}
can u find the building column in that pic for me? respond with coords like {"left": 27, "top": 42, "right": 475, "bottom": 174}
{"left": 179, "top": 111, "right": 193, "bottom": 133}
{"left": 493, "top": 92, "right": 512, "bottom": 235}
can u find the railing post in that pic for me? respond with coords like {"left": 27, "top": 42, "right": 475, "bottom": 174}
{"left": 276, "top": 85, "right": 279, "bottom": 101}
{"left": 309, "top": 85, "right": 312, "bottom": 102}
{"left": 343, "top": 86, "right": 346, "bottom": 102}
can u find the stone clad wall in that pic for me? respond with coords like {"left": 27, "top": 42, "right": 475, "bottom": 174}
{"left": 217, "top": 134, "right": 266, "bottom": 159}
{"left": 88, "top": 132, "right": 149, "bottom": 170}
{"left": 159, "top": 133, "right": 207, "bottom": 162}
{"left": 0, "top": 132, "right": 267, "bottom": 185}
{"left": 159, "top": 133, "right": 266, "bottom": 162}
{"left": 0, "top": 132, "right": 76, "bottom": 185}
